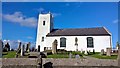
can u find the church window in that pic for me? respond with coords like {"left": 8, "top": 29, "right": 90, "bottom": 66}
{"left": 42, "top": 37, "right": 44, "bottom": 42}
{"left": 43, "top": 21, "right": 45, "bottom": 26}
{"left": 87, "top": 37, "right": 94, "bottom": 48}
{"left": 60, "top": 37, "right": 66, "bottom": 47}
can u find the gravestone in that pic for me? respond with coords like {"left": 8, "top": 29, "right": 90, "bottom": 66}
{"left": 75, "top": 54, "right": 80, "bottom": 58}
{"left": 0, "top": 40, "right": 3, "bottom": 58}
{"left": 38, "top": 45, "right": 40, "bottom": 52}
{"left": 101, "top": 49, "right": 105, "bottom": 55}
{"left": 52, "top": 39, "right": 57, "bottom": 54}
{"left": 69, "top": 53, "right": 72, "bottom": 58}
{"left": 26, "top": 42, "right": 30, "bottom": 52}
{"left": 21, "top": 45, "right": 25, "bottom": 56}
{"left": 18, "top": 42, "right": 21, "bottom": 50}
{"left": 118, "top": 45, "right": 120, "bottom": 67}
{"left": 85, "top": 50, "right": 88, "bottom": 55}
{"left": 106, "top": 48, "right": 111, "bottom": 56}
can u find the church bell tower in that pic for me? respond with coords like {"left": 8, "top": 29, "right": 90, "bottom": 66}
{"left": 36, "top": 12, "right": 53, "bottom": 51}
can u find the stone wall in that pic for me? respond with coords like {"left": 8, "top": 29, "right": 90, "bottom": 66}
{"left": 1, "top": 58, "right": 119, "bottom": 68}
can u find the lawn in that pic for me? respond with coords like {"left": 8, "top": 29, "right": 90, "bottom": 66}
{"left": 89, "top": 53, "right": 118, "bottom": 59}
{"left": 47, "top": 54, "right": 69, "bottom": 58}
{"left": 47, "top": 51, "right": 84, "bottom": 58}
{"left": 3, "top": 51, "right": 16, "bottom": 58}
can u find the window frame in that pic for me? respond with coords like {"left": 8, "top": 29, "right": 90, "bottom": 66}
{"left": 87, "top": 37, "right": 94, "bottom": 48}
{"left": 60, "top": 37, "right": 66, "bottom": 47}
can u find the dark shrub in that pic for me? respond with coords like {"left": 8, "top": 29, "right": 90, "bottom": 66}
{"left": 11, "top": 49, "right": 14, "bottom": 51}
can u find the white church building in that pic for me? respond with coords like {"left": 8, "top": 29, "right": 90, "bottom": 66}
{"left": 36, "top": 12, "right": 112, "bottom": 52}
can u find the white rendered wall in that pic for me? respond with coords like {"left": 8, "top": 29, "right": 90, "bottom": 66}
{"left": 43, "top": 36, "right": 111, "bottom": 52}
{"left": 36, "top": 13, "right": 53, "bottom": 50}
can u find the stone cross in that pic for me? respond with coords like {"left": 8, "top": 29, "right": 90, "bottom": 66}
{"left": 75, "top": 37, "right": 78, "bottom": 51}
{"left": 106, "top": 48, "right": 111, "bottom": 56}
{"left": 52, "top": 39, "right": 57, "bottom": 54}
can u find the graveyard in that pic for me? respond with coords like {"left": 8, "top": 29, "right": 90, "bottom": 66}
{"left": 1, "top": 40, "right": 120, "bottom": 68}
{"left": 1, "top": 40, "right": 119, "bottom": 59}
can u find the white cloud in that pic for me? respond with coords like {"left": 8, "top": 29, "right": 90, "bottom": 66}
{"left": 36, "top": 7, "right": 45, "bottom": 12}
{"left": 52, "top": 13, "right": 61, "bottom": 17}
{"left": 113, "top": 19, "right": 118, "bottom": 24}
{"left": 27, "top": 36, "right": 33, "bottom": 39}
{"left": 3, "top": 12, "right": 37, "bottom": 27}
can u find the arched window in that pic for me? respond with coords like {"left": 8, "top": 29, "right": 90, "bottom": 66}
{"left": 87, "top": 37, "right": 94, "bottom": 48}
{"left": 60, "top": 37, "right": 66, "bottom": 47}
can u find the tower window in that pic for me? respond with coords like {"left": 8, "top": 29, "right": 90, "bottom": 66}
{"left": 42, "top": 37, "right": 44, "bottom": 42}
{"left": 87, "top": 37, "right": 94, "bottom": 48}
{"left": 43, "top": 21, "right": 45, "bottom": 26}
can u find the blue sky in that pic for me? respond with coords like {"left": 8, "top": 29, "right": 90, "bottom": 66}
{"left": 2, "top": 2, "right": 118, "bottom": 49}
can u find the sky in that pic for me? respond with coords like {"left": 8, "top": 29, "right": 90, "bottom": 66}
{"left": 2, "top": 2, "right": 118, "bottom": 49}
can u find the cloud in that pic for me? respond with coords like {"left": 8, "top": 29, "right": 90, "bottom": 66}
{"left": 27, "top": 36, "right": 33, "bottom": 39}
{"left": 113, "top": 19, "right": 118, "bottom": 24}
{"left": 52, "top": 13, "right": 61, "bottom": 17}
{"left": 3, "top": 39, "right": 35, "bottom": 49}
{"left": 36, "top": 7, "right": 45, "bottom": 12}
{"left": 36, "top": 7, "right": 61, "bottom": 17}
{"left": 3, "top": 12, "right": 37, "bottom": 27}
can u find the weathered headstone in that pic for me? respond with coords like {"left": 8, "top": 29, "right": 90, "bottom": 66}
{"left": 18, "top": 42, "right": 21, "bottom": 50}
{"left": 101, "top": 49, "right": 105, "bottom": 55}
{"left": 75, "top": 54, "right": 80, "bottom": 58}
{"left": 0, "top": 40, "right": 3, "bottom": 58}
{"left": 26, "top": 42, "right": 30, "bottom": 52}
{"left": 21, "top": 45, "right": 25, "bottom": 56}
{"left": 38, "top": 45, "right": 40, "bottom": 52}
{"left": 85, "top": 50, "right": 88, "bottom": 55}
{"left": 93, "top": 49, "right": 95, "bottom": 54}
{"left": 118, "top": 45, "right": 120, "bottom": 67}
{"left": 52, "top": 39, "right": 57, "bottom": 54}
{"left": 69, "top": 53, "right": 72, "bottom": 58}
{"left": 106, "top": 48, "right": 111, "bottom": 56}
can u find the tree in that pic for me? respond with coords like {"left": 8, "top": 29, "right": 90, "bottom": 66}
{"left": 3, "top": 42, "right": 10, "bottom": 52}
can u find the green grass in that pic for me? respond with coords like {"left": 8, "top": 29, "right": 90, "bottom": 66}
{"left": 89, "top": 53, "right": 118, "bottom": 59}
{"left": 47, "top": 51, "right": 84, "bottom": 58}
{"left": 3, "top": 51, "right": 16, "bottom": 58}
{"left": 47, "top": 54, "right": 69, "bottom": 58}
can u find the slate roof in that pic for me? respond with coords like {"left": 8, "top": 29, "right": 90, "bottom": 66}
{"left": 46, "top": 27, "right": 111, "bottom": 36}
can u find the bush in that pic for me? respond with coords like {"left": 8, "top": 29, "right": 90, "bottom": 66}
{"left": 11, "top": 49, "right": 14, "bottom": 51}
{"left": 3, "top": 47, "right": 8, "bottom": 52}
{"left": 71, "top": 51, "right": 83, "bottom": 57}
{"left": 44, "top": 50, "right": 52, "bottom": 55}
